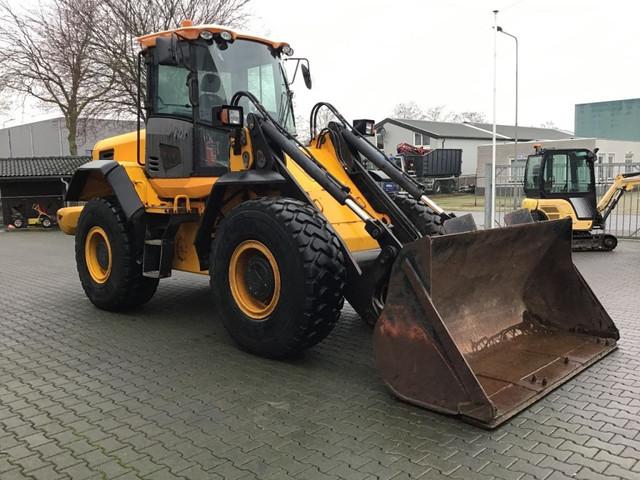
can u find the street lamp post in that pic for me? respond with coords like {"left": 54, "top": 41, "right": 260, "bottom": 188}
{"left": 491, "top": 9, "right": 498, "bottom": 229}
{"left": 497, "top": 26, "right": 519, "bottom": 167}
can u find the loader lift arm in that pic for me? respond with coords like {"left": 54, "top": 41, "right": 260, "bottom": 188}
{"left": 309, "top": 102, "right": 478, "bottom": 235}
{"left": 597, "top": 171, "right": 640, "bottom": 223}
{"left": 310, "top": 102, "right": 448, "bottom": 217}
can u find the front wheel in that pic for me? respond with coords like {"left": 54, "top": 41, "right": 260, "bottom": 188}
{"left": 210, "top": 197, "right": 346, "bottom": 358}
{"left": 75, "top": 198, "right": 158, "bottom": 311}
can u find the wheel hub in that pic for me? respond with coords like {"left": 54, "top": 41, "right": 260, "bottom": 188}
{"left": 244, "top": 255, "right": 275, "bottom": 303}
{"left": 228, "top": 240, "right": 281, "bottom": 320}
{"left": 85, "top": 226, "right": 112, "bottom": 284}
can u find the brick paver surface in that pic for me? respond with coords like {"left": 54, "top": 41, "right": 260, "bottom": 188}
{"left": 0, "top": 231, "right": 639, "bottom": 480}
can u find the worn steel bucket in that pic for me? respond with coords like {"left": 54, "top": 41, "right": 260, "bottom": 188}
{"left": 374, "top": 218, "right": 619, "bottom": 428}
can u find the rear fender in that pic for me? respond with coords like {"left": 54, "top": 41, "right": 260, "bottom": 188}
{"left": 65, "top": 160, "right": 144, "bottom": 220}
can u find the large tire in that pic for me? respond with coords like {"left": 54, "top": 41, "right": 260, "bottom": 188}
{"left": 389, "top": 192, "right": 444, "bottom": 236}
{"left": 75, "top": 198, "right": 158, "bottom": 311}
{"left": 210, "top": 197, "right": 346, "bottom": 358}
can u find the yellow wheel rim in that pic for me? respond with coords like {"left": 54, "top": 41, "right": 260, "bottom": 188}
{"left": 228, "top": 240, "right": 281, "bottom": 320}
{"left": 85, "top": 226, "right": 112, "bottom": 284}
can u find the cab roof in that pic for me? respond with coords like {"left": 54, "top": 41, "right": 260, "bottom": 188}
{"left": 136, "top": 20, "right": 289, "bottom": 51}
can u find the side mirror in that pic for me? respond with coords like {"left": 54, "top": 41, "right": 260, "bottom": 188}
{"left": 301, "top": 64, "right": 312, "bottom": 89}
{"left": 155, "top": 35, "right": 190, "bottom": 67}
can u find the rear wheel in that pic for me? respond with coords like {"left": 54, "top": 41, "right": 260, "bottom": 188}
{"left": 75, "top": 198, "right": 158, "bottom": 310}
{"left": 389, "top": 192, "right": 444, "bottom": 236}
{"left": 210, "top": 197, "right": 346, "bottom": 358}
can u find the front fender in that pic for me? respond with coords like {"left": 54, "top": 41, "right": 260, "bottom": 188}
{"left": 65, "top": 160, "right": 144, "bottom": 220}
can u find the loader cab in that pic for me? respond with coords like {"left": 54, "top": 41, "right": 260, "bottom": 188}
{"left": 144, "top": 33, "right": 296, "bottom": 179}
{"left": 524, "top": 148, "right": 599, "bottom": 221}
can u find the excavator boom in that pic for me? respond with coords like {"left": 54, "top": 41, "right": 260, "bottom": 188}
{"left": 597, "top": 171, "right": 640, "bottom": 222}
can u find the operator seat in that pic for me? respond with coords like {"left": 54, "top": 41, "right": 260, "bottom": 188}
{"left": 199, "top": 73, "right": 225, "bottom": 121}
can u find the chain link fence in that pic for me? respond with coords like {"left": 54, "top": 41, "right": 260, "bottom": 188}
{"left": 485, "top": 162, "right": 640, "bottom": 238}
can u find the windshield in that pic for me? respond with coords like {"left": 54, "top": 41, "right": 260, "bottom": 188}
{"left": 197, "top": 39, "right": 295, "bottom": 133}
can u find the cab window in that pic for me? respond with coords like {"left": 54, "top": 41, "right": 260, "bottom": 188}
{"left": 155, "top": 65, "right": 191, "bottom": 118}
{"left": 544, "top": 152, "right": 593, "bottom": 194}
{"left": 525, "top": 155, "right": 542, "bottom": 191}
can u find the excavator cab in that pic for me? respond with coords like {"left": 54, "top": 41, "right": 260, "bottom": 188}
{"left": 520, "top": 147, "right": 639, "bottom": 251}
{"left": 523, "top": 148, "right": 600, "bottom": 225}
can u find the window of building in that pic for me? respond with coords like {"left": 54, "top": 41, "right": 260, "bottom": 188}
{"left": 625, "top": 152, "right": 634, "bottom": 172}
{"left": 413, "top": 132, "right": 430, "bottom": 146}
{"left": 376, "top": 133, "right": 384, "bottom": 149}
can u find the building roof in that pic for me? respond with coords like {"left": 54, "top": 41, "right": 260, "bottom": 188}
{"left": 0, "top": 156, "right": 90, "bottom": 179}
{"left": 466, "top": 122, "right": 575, "bottom": 141}
{"left": 376, "top": 118, "right": 574, "bottom": 141}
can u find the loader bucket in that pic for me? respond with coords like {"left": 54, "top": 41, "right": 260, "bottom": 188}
{"left": 374, "top": 218, "right": 619, "bottom": 428}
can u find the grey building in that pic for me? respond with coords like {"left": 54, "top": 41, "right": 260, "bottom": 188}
{"left": 375, "top": 118, "right": 574, "bottom": 177}
{"left": 575, "top": 98, "right": 640, "bottom": 141}
{"left": 0, "top": 117, "right": 136, "bottom": 158}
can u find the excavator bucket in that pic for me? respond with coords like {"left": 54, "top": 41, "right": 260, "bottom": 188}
{"left": 374, "top": 218, "right": 619, "bottom": 428}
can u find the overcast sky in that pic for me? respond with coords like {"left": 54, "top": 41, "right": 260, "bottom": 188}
{"left": 3, "top": 0, "right": 638, "bottom": 131}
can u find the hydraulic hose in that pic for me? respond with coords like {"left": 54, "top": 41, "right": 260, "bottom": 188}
{"left": 311, "top": 102, "right": 448, "bottom": 217}
{"left": 340, "top": 129, "right": 446, "bottom": 216}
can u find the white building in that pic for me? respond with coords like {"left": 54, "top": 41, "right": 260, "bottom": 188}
{"left": 375, "top": 118, "right": 574, "bottom": 177}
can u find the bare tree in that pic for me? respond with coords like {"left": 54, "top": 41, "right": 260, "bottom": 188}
{"left": 450, "top": 111, "right": 487, "bottom": 123}
{"left": 91, "top": 0, "right": 252, "bottom": 118}
{"left": 424, "top": 105, "right": 449, "bottom": 121}
{"left": 540, "top": 121, "right": 558, "bottom": 129}
{"left": 392, "top": 101, "right": 425, "bottom": 120}
{"left": 0, "top": 0, "right": 116, "bottom": 155}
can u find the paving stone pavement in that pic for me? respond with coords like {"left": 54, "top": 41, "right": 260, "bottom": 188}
{"left": 0, "top": 230, "right": 639, "bottom": 480}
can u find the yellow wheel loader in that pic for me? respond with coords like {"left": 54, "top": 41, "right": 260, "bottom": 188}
{"left": 57, "top": 22, "right": 619, "bottom": 428}
{"left": 520, "top": 147, "right": 640, "bottom": 251}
